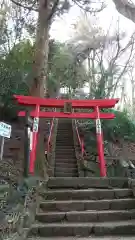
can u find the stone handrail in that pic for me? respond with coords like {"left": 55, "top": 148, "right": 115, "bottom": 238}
{"left": 72, "top": 120, "right": 86, "bottom": 177}
{"left": 47, "top": 118, "right": 58, "bottom": 177}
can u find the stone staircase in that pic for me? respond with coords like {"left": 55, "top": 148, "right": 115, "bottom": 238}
{"left": 28, "top": 177, "right": 135, "bottom": 239}
{"left": 54, "top": 120, "right": 78, "bottom": 177}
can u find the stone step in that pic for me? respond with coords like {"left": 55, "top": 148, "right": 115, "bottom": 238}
{"left": 55, "top": 158, "right": 76, "bottom": 161}
{"left": 3, "top": 152, "right": 17, "bottom": 157}
{"left": 57, "top": 125, "right": 72, "bottom": 127}
{"left": 58, "top": 124, "right": 72, "bottom": 126}
{"left": 54, "top": 168, "right": 77, "bottom": 173}
{"left": 56, "top": 133, "right": 73, "bottom": 136}
{"left": 55, "top": 156, "right": 76, "bottom": 160}
{"left": 55, "top": 172, "right": 78, "bottom": 177}
{"left": 57, "top": 124, "right": 72, "bottom": 126}
{"left": 55, "top": 156, "right": 76, "bottom": 159}
{"left": 56, "top": 144, "right": 74, "bottom": 147}
{"left": 36, "top": 209, "right": 135, "bottom": 223}
{"left": 55, "top": 166, "right": 77, "bottom": 169}
{"left": 55, "top": 153, "right": 75, "bottom": 155}
{"left": 55, "top": 160, "right": 77, "bottom": 163}
{"left": 55, "top": 168, "right": 77, "bottom": 172}
{"left": 55, "top": 163, "right": 77, "bottom": 168}
{"left": 55, "top": 146, "right": 74, "bottom": 148}
{"left": 55, "top": 147, "right": 75, "bottom": 150}
{"left": 56, "top": 146, "right": 75, "bottom": 148}
{"left": 56, "top": 146, "right": 74, "bottom": 149}
{"left": 55, "top": 171, "right": 78, "bottom": 175}
{"left": 56, "top": 143, "right": 74, "bottom": 146}
{"left": 57, "top": 126, "right": 72, "bottom": 129}
{"left": 57, "top": 130, "right": 73, "bottom": 132}
{"left": 56, "top": 139, "right": 73, "bottom": 142}
{"left": 55, "top": 167, "right": 77, "bottom": 173}
{"left": 56, "top": 136, "right": 73, "bottom": 138}
{"left": 56, "top": 141, "right": 73, "bottom": 143}
{"left": 57, "top": 126, "right": 72, "bottom": 128}
{"left": 55, "top": 146, "right": 74, "bottom": 149}
{"left": 56, "top": 137, "right": 73, "bottom": 139}
{"left": 57, "top": 132, "right": 73, "bottom": 134}
{"left": 44, "top": 188, "right": 133, "bottom": 201}
{"left": 57, "top": 127, "right": 72, "bottom": 129}
{"left": 56, "top": 138, "right": 73, "bottom": 140}
{"left": 55, "top": 150, "right": 75, "bottom": 154}
{"left": 29, "top": 220, "right": 135, "bottom": 237}
{"left": 27, "top": 237, "right": 135, "bottom": 240}
{"left": 47, "top": 177, "right": 129, "bottom": 189}
{"left": 55, "top": 153, "right": 75, "bottom": 156}
{"left": 56, "top": 136, "right": 73, "bottom": 139}
{"left": 55, "top": 146, "right": 75, "bottom": 149}
{"left": 40, "top": 198, "right": 135, "bottom": 212}
{"left": 56, "top": 134, "right": 73, "bottom": 136}
{"left": 55, "top": 164, "right": 77, "bottom": 168}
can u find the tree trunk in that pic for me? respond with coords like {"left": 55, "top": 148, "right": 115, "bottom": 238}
{"left": 30, "top": 0, "right": 49, "bottom": 97}
{"left": 131, "top": 79, "right": 135, "bottom": 120}
{"left": 30, "top": 0, "right": 50, "bottom": 178}
{"left": 113, "top": 0, "right": 135, "bottom": 24}
{"left": 87, "top": 51, "right": 91, "bottom": 97}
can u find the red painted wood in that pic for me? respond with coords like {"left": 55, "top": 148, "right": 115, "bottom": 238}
{"left": 95, "top": 106, "right": 106, "bottom": 177}
{"left": 29, "top": 105, "right": 40, "bottom": 174}
{"left": 14, "top": 95, "right": 119, "bottom": 108}
{"left": 14, "top": 95, "right": 119, "bottom": 178}
{"left": 18, "top": 111, "right": 115, "bottom": 119}
{"left": 47, "top": 119, "right": 54, "bottom": 153}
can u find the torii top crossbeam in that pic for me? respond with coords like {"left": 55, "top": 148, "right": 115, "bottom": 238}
{"left": 14, "top": 94, "right": 119, "bottom": 178}
{"left": 14, "top": 95, "right": 119, "bottom": 109}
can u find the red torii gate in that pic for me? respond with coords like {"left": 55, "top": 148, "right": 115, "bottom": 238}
{"left": 14, "top": 95, "right": 119, "bottom": 177}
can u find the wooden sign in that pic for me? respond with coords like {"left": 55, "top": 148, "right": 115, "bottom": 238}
{"left": 64, "top": 102, "right": 72, "bottom": 113}
{"left": 96, "top": 119, "right": 101, "bottom": 134}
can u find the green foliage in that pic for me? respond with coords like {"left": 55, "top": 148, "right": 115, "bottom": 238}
{"left": 0, "top": 38, "right": 87, "bottom": 119}
{"left": 82, "top": 109, "right": 135, "bottom": 150}
{"left": 102, "top": 109, "right": 135, "bottom": 142}
{"left": 47, "top": 40, "right": 88, "bottom": 97}
{"left": 0, "top": 40, "right": 33, "bottom": 120}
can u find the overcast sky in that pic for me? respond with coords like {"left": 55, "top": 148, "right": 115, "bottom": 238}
{"left": 50, "top": 0, "right": 135, "bottom": 42}
{"left": 50, "top": 0, "right": 135, "bottom": 103}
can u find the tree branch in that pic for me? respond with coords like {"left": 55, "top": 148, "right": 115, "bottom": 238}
{"left": 10, "top": 0, "right": 38, "bottom": 11}
{"left": 113, "top": 0, "right": 135, "bottom": 23}
{"left": 112, "top": 40, "right": 135, "bottom": 97}
{"left": 72, "top": 0, "right": 105, "bottom": 13}
{"left": 47, "top": 0, "right": 60, "bottom": 22}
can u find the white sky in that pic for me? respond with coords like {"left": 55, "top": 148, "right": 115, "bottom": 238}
{"left": 50, "top": 0, "right": 135, "bottom": 104}
{"left": 50, "top": 0, "right": 135, "bottom": 42}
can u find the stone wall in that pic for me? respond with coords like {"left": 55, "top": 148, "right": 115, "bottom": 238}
{"left": 0, "top": 177, "right": 43, "bottom": 240}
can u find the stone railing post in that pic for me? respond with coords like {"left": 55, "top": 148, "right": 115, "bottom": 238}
{"left": 72, "top": 120, "right": 84, "bottom": 177}
{"left": 47, "top": 118, "right": 58, "bottom": 177}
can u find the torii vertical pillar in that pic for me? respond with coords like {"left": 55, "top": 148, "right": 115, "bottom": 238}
{"left": 29, "top": 104, "right": 40, "bottom": 174}
{"left": 14, "top": 95, "right": 119, "bottom": 177}
{"left": 95, "top": 106, "right": 106, "bottom": 177}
